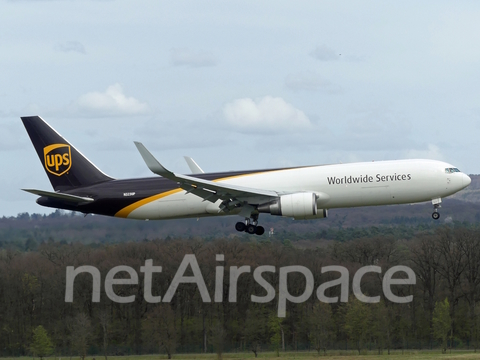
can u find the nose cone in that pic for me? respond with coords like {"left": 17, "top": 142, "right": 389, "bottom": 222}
{"left": 463, "top": 173, "right": 472, "bottom": 188}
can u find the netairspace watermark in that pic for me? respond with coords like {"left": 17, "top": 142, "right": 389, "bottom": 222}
{"left": 65, "top": 254, "right": 416, "bottom": 317}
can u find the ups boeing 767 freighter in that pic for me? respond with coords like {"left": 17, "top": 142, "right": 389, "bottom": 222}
{"left": 21, "top": 116, "right": 471, "bottom": 235}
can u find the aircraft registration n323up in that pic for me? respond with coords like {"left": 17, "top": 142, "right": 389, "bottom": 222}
{"left": 21, "top": 116, "right": 471, "bottom": 236}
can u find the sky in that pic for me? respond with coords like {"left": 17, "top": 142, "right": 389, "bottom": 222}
{"left": 1, "top": 1, "right": 480, "bottom": 216}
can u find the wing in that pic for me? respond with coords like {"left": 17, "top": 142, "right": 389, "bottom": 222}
{"left": 184, "top": 156, "right": 205, "bottom": 174}
{"left": 135, "top": 142, "right": 279, "bottom": 212}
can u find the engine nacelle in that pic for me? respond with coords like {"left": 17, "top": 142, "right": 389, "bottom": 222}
{"left": 258, "top": 192, "right": 328, "bottom": 220}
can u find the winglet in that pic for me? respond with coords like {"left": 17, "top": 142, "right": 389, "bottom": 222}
{"left": 184, "top": 156, "right": 205, "bottom": 174}
{"left": 134, "top": 142, "right": 174, "bottom": 178}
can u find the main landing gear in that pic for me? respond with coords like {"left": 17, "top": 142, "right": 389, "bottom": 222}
{"left": 432, "top": 198, "right": 441, "bottom": 220}
{"left": 235, "top": 214, "right": 265, "bottom": 235}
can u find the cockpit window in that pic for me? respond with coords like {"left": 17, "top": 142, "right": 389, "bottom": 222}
{"left": 445, "top": 168, "right": 461, "bottom": 173}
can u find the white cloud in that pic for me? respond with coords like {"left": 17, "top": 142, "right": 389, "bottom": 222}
{"left": 310, "top": 44, "right": 340, "bottom": 61}
{"left": 170, "top": 48, "right": 217, "bottom": 68}
{"left": 223, "top": 96, "right": 311, "bottom": 132}
{"left": 404, "top": 144, "right": 444, "bottom": 160}
{"left": 54, "top": 41, "right": 86, "bottom": 54}
{"left": 75, "top": 84, "right": 149, "bottom": 116}
{"left": 285, "top": 71, "right": 341, "bottom": 92}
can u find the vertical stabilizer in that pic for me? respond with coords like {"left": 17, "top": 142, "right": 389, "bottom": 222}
{"left": 21, "top": 116, "right": 113, "bottom": 191}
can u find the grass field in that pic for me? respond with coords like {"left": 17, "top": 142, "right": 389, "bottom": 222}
{"left": 4, "top": 351, "right": 480, "bottom": 360}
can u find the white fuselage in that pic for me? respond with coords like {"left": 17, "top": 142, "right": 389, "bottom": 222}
{"left": 125, "top": 159, "right": 470, "bottom": 220}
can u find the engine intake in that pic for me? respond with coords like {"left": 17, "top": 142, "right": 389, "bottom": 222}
{"left": 258, "top": 192, "right": 328, "bottom": 220}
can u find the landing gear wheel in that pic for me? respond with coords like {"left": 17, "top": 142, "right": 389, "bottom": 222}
{"left": 235, "top": 213, "right": 263, "bottom": 235}
{"left": 431, "top": 199, "right": 441, "bottom": 221}
{"left": 246, "top": 224, "right": 257, "bottom": 234}
{"left": 255, "top": 226, "right": 265, "bottom": 236}
{"left": 235, "top": 222, "right": 246, "bottom": 232}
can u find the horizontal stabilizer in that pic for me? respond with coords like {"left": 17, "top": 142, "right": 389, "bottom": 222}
{"left": 22, "top": 189, "right": 94, "bottom": 203}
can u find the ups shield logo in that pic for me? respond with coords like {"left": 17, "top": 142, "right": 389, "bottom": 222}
{"left": 44, "top": 144, "right": 71, "bottom": 176}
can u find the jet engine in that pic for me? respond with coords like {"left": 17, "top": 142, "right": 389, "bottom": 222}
{"left": 258, "top": 192, "right": 328, "bottom": 220}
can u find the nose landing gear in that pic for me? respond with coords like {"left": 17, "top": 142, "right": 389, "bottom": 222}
{"left": 432, "top": 198, "right": 441, "bottom": 220}
{"left": 235, "top": 214, "right": 265, "bottom": 235}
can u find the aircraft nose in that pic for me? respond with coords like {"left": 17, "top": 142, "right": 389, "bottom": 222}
{"left": 463, "top": 173, "right": 471, "bottom": 187}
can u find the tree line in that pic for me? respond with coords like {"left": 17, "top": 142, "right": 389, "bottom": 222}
{"left": 1, "top": 224, "right": 480, "bottom": 357}
{"left": 0, "top": 204, "right": 476, "bottom": 250}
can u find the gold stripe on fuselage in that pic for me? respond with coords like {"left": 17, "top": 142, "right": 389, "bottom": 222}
{"left": 114, "top": 174, "right": 259, "bottom": 218}
{"left": 115, "top": 188, "right": 183, "bottom": 218}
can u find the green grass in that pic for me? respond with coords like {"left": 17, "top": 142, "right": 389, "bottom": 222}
{"left": 5, "top": 351, "right": 480, "bottom": 360}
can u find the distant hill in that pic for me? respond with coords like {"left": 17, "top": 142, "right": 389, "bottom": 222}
{"left": 449, "top": 174, "right": 480, "bottom": 202}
